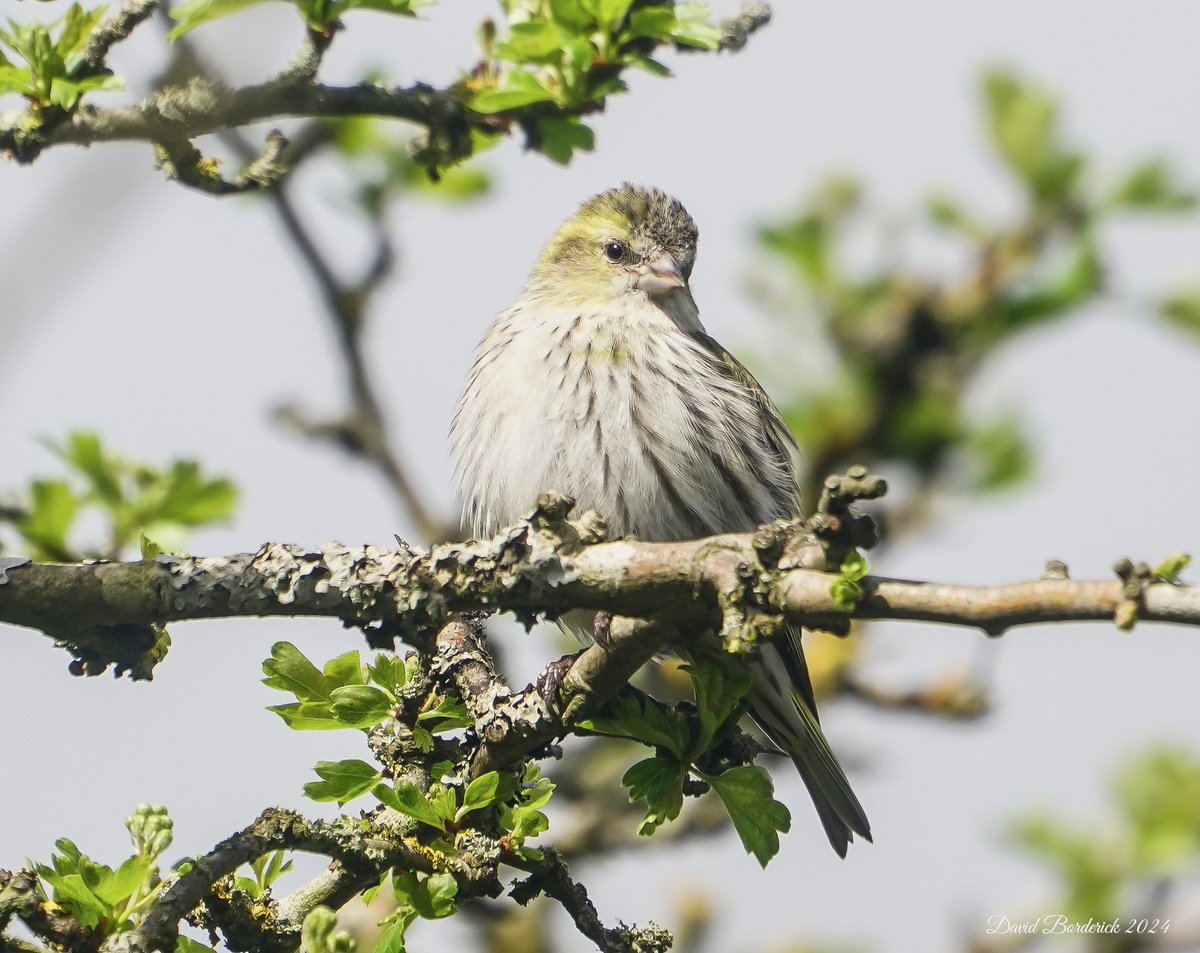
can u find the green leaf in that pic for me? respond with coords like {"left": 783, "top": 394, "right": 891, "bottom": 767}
{"left": 323, "top": 650, "right": 364, "bottom": 687}
{"left": 177, "top": 938, "right": 217, "bottom": 953}
{"left": 372, "top": 919, "right": 411, "bottom": 953}
{"left": 502, "top": 775, "right": 555, "bottom": 849}
{"left": 1109, "top": 159, "right": 1196, "bottom": 212}
{"left": 139, "top": 533, "right": 164, "bottom": 559}
{"left": 92, "top": 855, "right": 152, "bottom": 907}
{"left": 301, "top": 906, "right": 339, "bottom": 953}
{"left": 534, "top": 116, "right": 594, "bottom": 164}
{"left": 456, "top": 772, "right": 500, "bottom": 820}
{"left": 374, "top": 781, "right": 444, "bottom": 830}
{"left": 167, "top": 0, "right": 274, "bottom": 38}
{"left": 262, "top": 642, "right": 332, "bottom": 702}
{"left": 268, "top": 701, "right": 343, "bottom": 730}
{"left": 548, "top": 0, "right": 592, "bottom": 30}
{"left": 1153, "top": 554, "right": 1191, "bottom": 584}
{"left": 56, "top": 432, "right": 122, "bottom": 505}
{"left": 830, "top": 551, "right": 869, "bottom": 608}
{"left": 367, "top": 653, "right": 408, "bottom": 692}
{"left": 495, "top": 20, "right": 566, "bottom": 62}
{"left": 578, "top": 690, "right": 690, "bottom": 757}
{"left": 50, "top": 873, "right": 109, "bottom": 928}
{"left": 622, "top": 757, "right": 685, "bottom": 835}
{"left": 684, "top": 657, "right": 751, "bottom": 752}
{"left": 968, "top": 414, "right": 1033, "bottom": 492}
{"left": 593, "top": 0, "right": 633, "bottom": 29}
{"left": 143, "top": 461, "right": 237, "bottom": 527}
{"left": 703, "top": 765, "right": 791, "bottom": 867}
{"left": 1116, "top": 749, "right": 1200, "bottom": 872}
{"left": 329, "top": 685, "right": 393, "bottom": 729}
{"left": 670, "top": 3, "right": 721, "bottom": 49}
{"left": 983, "top": 70, "right": 1058, "bottom": 182}
{"left": 1161, "top": 285, "right": 1200, "bottom": 336}
{"left": 418, "top": 694, "right": 472, "bottom": 731}
{"left": 304, "top": 759, "right": 382, "bottom": 805}
{"left": 470, "top": 71, "right": 557, "bottom": 113}
{"left": 18, "top": 479, "right": 78, "bottom": 559}
{"left": 418, "top": 871, "right": 458, "bottom": 918}
{"left": 340, "top": 0, "right": 423, "bottom": 15}
{"left": 626, "top": 7, "right": 674, "bottom": 40}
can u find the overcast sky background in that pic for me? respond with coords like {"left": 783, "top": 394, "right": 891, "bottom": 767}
{"left": 3, "top": 1, "right": 1200, "bottom": 951}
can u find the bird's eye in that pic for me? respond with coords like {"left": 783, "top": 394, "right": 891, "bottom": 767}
{"left": 603, "top": 241, "right": 626, "bottom": 263}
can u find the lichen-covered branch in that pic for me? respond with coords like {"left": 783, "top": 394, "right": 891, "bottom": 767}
{"left": 0, "top": 494, "right": 1196, "bottom": 669}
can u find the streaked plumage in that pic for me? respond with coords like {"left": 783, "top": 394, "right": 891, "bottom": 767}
{"left": 451, "top": 184, "right": 871, "bottom": 856}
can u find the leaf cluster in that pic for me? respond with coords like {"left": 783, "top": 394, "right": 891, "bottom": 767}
{"left": 29, "top": 805, "right": 174, "bottom": 940}
{"left": 0, "top": 3, "right": 121, "bottom": 110}
{"left": 1008, "top": 749, "right": 1200, "bottom": 934}
{"left": 754, "top": 71, "right": 1197, "bottom": 509}
{"left": 0, "top": 432, "right": 236, "bottom": 562}
{"left": 468, "top": 0, "right": 722, "bottom": 163}
{"left": 168, "top": 0, "right": 426, "bottom": 39}
{"left": 581, "top": 656, "right": 791, "bottom": 866}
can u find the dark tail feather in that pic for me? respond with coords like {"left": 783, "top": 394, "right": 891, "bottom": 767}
{"left": 747, "top": 645, "right": 871, "bottom": 858}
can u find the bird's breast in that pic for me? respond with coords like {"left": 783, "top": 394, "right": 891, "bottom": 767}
{"left": 453, "top": 301, "right": 792, "bottom": 542}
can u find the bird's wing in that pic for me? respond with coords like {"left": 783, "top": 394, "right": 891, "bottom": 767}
{"left": 691, "top": 326, "right": 801, "bottom": 520}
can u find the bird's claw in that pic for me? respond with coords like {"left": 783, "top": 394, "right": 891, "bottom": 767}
{"left": 536, "top": 651, "right": 582, "bottom": 718}
{"left": 593, "top": 610, "right": 613, "bottom": 646}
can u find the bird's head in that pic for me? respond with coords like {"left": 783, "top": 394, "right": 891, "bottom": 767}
{"left": 529, "top": 184, "right": 699, "bottom": 311}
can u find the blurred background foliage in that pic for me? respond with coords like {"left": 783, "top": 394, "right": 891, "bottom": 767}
{"left": 3, "top": 1, "right": 1200, "bottom": 951}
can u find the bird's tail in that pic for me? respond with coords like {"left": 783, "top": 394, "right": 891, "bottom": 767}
{"left": 745, "top": 644, "right": 872, "bottom": 858}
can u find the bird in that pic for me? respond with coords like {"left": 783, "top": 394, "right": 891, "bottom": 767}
{"left": 450, "top": 183, "right": 871, "bottom": 856}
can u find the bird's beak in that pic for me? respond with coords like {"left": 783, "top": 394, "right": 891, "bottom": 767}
{"left": 634, "top": 254, "right": 686, "bottom": 299}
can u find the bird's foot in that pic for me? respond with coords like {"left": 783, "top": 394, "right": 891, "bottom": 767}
{"left": 536, "top": 651, "right": 583, "bottom": 719}
{"left": 592, "top": 610, "right": 613, "bottom": 646}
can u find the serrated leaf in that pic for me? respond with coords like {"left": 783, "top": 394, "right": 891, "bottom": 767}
{"left": 329, "top": 685, "right": 393, "bottom": 728}
{"left": 623, "top": 757, "right": 685, "bottom": 835}
{"left": 367, "top": 653, "right": 408, "bottom": 692}
{"left": 304, "top": 759, "right": 381, "bottom": 805}
{"left": 374, "top": 781, "right": 444, "bottom": 830}
{"left": 262, "top": 642, "right": 332, "bottom": 702}
{"left": 322, "top": 650, "right": 364, "bottom": 687}
{"left": 703, "top": 765, "right": 791, "bottom": 867}
{"left": 684, "top": 657, "right": 751, "bottom": 752}
{"left": 534, "top": 115, "right": 594, "bottom": 164}
{"left": 578, "top": 690, "right": 690, "bottom": 757}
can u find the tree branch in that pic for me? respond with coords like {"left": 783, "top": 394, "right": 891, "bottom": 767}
{"left": 508, "top": 850, "right": 670, "bottom": 953}
{"left": 0, "top": 495, "right": 1195, "bottom": 675}
{"left": 1, "top": 80, "right": 472, "bottom": 166}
